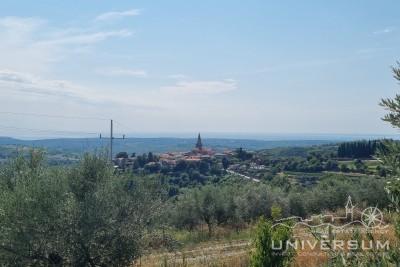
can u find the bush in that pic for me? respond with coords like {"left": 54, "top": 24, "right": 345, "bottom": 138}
{"left": 250, "top": 217, "right": 294, "bottom": 267}
{"left": 0, "top": 152, "right": 163, "bottom": 266}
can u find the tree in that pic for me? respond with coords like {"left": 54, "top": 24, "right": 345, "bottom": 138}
{"left": 270, "top": 204, "right": 282, "bottom": 220}
{"left": 381, "top": 62, "right": 400, "bottom": 129}
{"left": 135, "top": 154, "right": 148, "bottom": 168}
{"left": 325, "top": 159, "right": 338, "bottom": 171}
{"left": 376, "top": 165, "right": 387, "bottom": 177}
{"left": 353, "top": 159, "right": 367, "bottom": 173}
{"left": 147, "top": 152, "right": 155, "bottom": 162}
{"left": 0, "top": 151, "right": 69, "bottom": 266}
{"left": 340, "top": 163, "right": 349, "bottom": 173}
{"left": 144, "top": 162, "right": 161, "bottom": 173}
{"left": 288, "top": 193, "right": 306, "bottom": 218}
{"left": 172, "top": 192, "right": 200, "bottom": 230}
{"left": 236, "top": 147, "right": 253, "bottom": 161}
{"left": 0, "top": 152, "right": 164, "bottom": 266}
{"left": 174, "top": 160, "right": 187, "bottom": 172}
{"left": 249, "top": 217, "right": 294, "bottom": 267}
{"left": 199, "top": 160, "right": 210, "bottom": 175}
{"left": 341, "top": 62, "right": 400, "bottom": 265}
{"left": 133, "top": 159, "right": 140, "bottom": 170}
{"left": 190, "top": 170, "right": 205, "bottom": 184}
{"left": 222, "top": 157, "right": 229, "bottom": 170}
{"left": 116, "top": 151, "right": 129, "bottom": 159}
{"left": 379, "top": 63, "right": 400, "bottom": 211}
{"left": 338, "top": 140, "right": 381, "bottom": 159}
{"left": 319, "top": 60, "right": 400, "bottom": 267}
{"left": 172, "top": 185, "right": 228, "bottom": 236}
{"left": 195, "top": 186, "right": 218, "bottom": 236}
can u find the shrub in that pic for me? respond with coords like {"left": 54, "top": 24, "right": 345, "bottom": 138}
{"left": 250, "top": 217, "right": 294, "bottom": 267}
{"left": 0, "top": 152, "right": 163, "bottom": 266}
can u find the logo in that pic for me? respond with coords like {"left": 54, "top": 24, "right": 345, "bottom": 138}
{"left": 271, "top": 196, "right": 390, "bottom": 254}
{"left": 273, "top": 196, "right": 387, "bottom": 230}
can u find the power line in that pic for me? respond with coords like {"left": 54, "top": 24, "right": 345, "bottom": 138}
{"left": 0, "top": 124, "right": 99, "bottom": 136}
{"left": 0, "top": 112, "right": 127, "bottom": 162}
{"left": 0, "top": 111, "right": 108, "bottom": 121}
{"left": 112, "top": 121, "right": 132, "bottom": 159}
{"left": 113, "top": 120, "right": 134, "bottom": 135}
{"left": 100, "top": 120, "right": 126, "bottom": 162}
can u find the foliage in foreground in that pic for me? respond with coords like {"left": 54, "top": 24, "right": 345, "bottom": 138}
{"left": 0, "top": 152, "right": 163, "bottom": 266}
{"left": 169, "top": 173, "right": 388, "bottom": 236}
{"left": 310, "top": 61, "right": 400, "bottom": 267}
{"left": 249, "top": 217, "right": 294, "bottom": 267}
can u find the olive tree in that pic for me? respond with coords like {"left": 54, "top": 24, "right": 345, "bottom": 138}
{"left": 0, "top": 152, "right": 164, "bottom": 266}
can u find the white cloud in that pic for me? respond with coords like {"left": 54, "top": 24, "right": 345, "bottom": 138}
{"left": 0, "top": 69, "right": 94, "bottom": 100}
{"left": 0, "top": 69, "right": 159, "bottom": 111}
{"left": 0, "top": 16, "right": 134, "bottom": 73}
{"left": 0, "top": 17, "right": 45, "bottom": 49}
{"left": 0, "top": 15, "right": 244, "bottom": 134}
{"left": 96, "top": 68, "right": 147, "bottom": 77}
{"left": 95, "top": 9, "right": 141, "bottom": 21}
{"left": 0, "top": 69, "right": 246, "bottom": 134}
{"left": 373, "top": 27, "right": 395, "bottom": 35}
{"left": 0, "top": 16, "right": 44, "bottom": 33}
{"left": 161, "top": 80, "right": 237, "bottom": 94}
{"left": 36, "top": 29, "right": 133, "bottom": 46}
{"left": 0, "top": 69, "right": 238, "bottom": 119}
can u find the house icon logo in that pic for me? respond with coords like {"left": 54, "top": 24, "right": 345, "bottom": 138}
{"left": 345, "top": 195, "right": 355, "bottom": 221}
{"left": 273, "top": 196, "right": 387, "bottom": 230}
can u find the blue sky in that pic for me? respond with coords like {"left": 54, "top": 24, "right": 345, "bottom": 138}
{"left": 0, "top": 1, "right": 399, "bottom": 138}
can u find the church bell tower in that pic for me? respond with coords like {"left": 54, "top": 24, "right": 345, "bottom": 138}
{"left": 196, "top": 133, "right": 203, "bottom": 150}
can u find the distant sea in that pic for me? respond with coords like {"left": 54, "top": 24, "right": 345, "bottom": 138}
{"left": 0, "top": 133, "right": 398, "bottom": 154}
{"left": 114, "top": 132, "right": 400, "bottom": 141}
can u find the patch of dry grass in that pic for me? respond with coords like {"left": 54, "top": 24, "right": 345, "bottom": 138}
{"left": 135, "top": 217, "right": 398, "bottom": 267}
{"left": 134, "top": 240, "right": 250, "bottom": 267}
{"left": 292, "top": 224, "right": 397, "bottom": 267}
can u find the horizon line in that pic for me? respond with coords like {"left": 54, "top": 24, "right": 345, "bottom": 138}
{"left": 1, "top": 132, "right": 399, "bottom": 141}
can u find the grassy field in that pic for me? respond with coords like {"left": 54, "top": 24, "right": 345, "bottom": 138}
{"left": 135, "top": 226, "right": 253, "bottom": 267}
{"left": 135, "top": 216, "right": 397, "bottom": 267}
{"left": 338, "top": 159, "right": 380, "bottom": 174}
{"left": 135, "top": 239, "right": 251, "bottom": 267}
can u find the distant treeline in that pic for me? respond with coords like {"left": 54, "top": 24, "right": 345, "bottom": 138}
{"left": 337, "top": 140, "right": 383, "bottom": 158}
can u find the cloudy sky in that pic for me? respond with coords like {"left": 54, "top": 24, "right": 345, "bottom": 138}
{"left": 0, "top": 0, "right": 400, "bottom": 138}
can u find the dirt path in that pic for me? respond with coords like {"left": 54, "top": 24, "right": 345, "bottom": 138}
{"left": 227, "top": 170, "right": 260, "bottom": 182}
{"left": 134, "top": 240, "right": 251, "bottom": 267}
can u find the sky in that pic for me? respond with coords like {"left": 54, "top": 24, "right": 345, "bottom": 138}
{"left": 0, "top": 0, "right": 400, "bottom": 139}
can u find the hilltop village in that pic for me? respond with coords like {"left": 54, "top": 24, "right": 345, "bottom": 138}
{"left": 158, "top": 134, "right": 230, "bottom": 164}
{"left": 112, "top": 135, "right": 386, "bottom": 190}
{"left": 112, "top": 133, "right": 233, "bottom": 172}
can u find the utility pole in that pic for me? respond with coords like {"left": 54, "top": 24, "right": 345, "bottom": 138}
{"left": 100, "top": 119, "right": 125, "bottom": 163}
{"left": 110, "top": 119, "right": 113, "bottom": 162}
